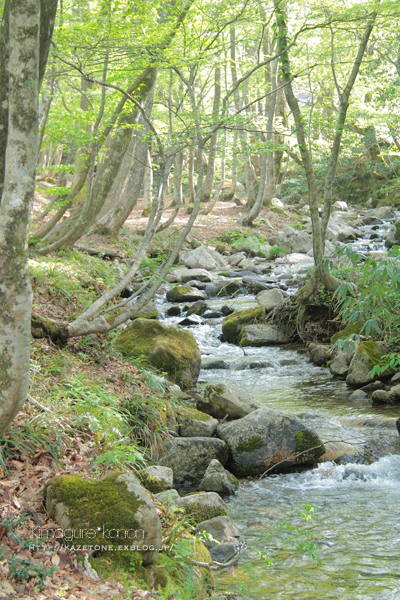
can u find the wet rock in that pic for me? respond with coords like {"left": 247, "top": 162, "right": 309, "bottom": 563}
{"left": 349, "top": 389, "right": 368, "bottom": 401}
{"left": 174, "top": 492, "right": 227, "bottom": 524}
{"left": 157, "top": 437, "right": 229, "bottom": 484}
{"left": 184, "top": 246, "right": 228, "bottom": 270}
{"left": 391, "top": 372, "right": 400, "bottom": 384}
{"left": 329, "top": 345, "right": 356, "bottom": 378}
{"left": 332, "top": 201, "right": 348, "bottom": 211}
{"left": 185, "top": 280, "right": 207, "bottom": 290}
{"left": 167, "top": 305, "right": 181, "bottom": 317}
{"left": 195, "top": 516, "right": 245, "bottom": 562}
{"left": 256, "top": 288, "right": 284, "bottom": 311}
{"left": 198, "top": 383, "right": 263, "bottom": 420}
{"left": 389, "top": 384, "right": 400, "bottom": 402}
{"left": 177, "top": 406, "right": 219, "bottom": 438}
{"left": 360, "top": 381, "right": 385, "bottom": 393}
{"left": 385, "top": 220, "right": 400, "bottom": 248}
{"left": 186, "top": 300, "right": 209, "bottom": 316}
{"left": 179, "top": 315, "right": 204, "bottom": 327}
{"left": 221, "top": 305, "right": 235, "bottom": 316}
{"left": 174, "top": 267, "right": 215, "bottom": 283}
{"left": 198, "top": 459, "right": 239, "bottom": 495}
{"left": 216, "top": 407, "right": 324, "bottom": 477}
{"left": 167, "top": 285, "right": 207, "bottom": 303}
{"left": 205, "top": 283, "right": 220, "bottom": 297}
{"left": 218, "top": 280, "right": 242, "bottom": 296}
{"left": 372, "top": 390, "right": 393, "bottom": 405}
{"left": 45, "top": 472, "right": 162, "bottom": 565}
{"left": 202, "top": 360, "right": 230, "bottom": 370}
{"left": 366, "top": 206, "right": 394, "bottom": 221}
{"left": 114, "top": 318, "right": 201, "bottom": 388}
{"left": 309, "top": 345, "right": 332, "bottom": 366}
{"left": 237, "top": 258, "right": 257, "bottom": 270}
{"left": 346, "top": 341, "right": 388, "bottom": 387}
{"left": 203, "top": 310, "right": 224, "bottom": 319}
{"left": 239, "top": 323, "right": 290, "bottom": 346}
{"left": 222, "top": 306, "right": 265, "bottom": 344}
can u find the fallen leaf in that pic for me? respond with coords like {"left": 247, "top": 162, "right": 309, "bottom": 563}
{"left": 52, "top": 554, "right": 60, "bottom": 566}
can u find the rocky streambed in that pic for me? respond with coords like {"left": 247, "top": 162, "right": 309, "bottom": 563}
{"left": 113, "top": 203, "right": 400, "bottom": 599}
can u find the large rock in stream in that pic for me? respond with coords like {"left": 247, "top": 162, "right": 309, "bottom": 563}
{"left": 114, "top": 318, "right": 201, "bottom": 388}
{"left": 197, "top": 383, "right": 262, "bottom": 420}
{"left": 346, "top": 341, "right": 388, "bottom": 387}
{"left": 157, "top": 437, "right": 229, "bottom": 484}
{"left": 222, "top": 306, "right": 265, "bottom": 344}
{"left": 184, "top": 245, "right": 228, "bottom": 270}
{"left": 217, "top": 408, "right": 324, "bottom": 477}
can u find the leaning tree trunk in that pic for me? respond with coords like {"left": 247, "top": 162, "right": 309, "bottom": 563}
{"left": 0, "top": 0, "right": 57, "bottom": 435}
{"left": 142, "top": 149, "right": 153, "bottom": 217}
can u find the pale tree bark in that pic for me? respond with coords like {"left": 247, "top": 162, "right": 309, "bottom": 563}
{"left": 188, "top": 147, "right": 196, "bottom": 202}
{"left": 275, "top": 2, "right": 376, "bottom": 303}
{"left": 142, "top": 149, "right": 153, "bottom": 217}
{"left": 0, "top": 0, "right": 57, "bottom": 435}
{"left": 172, "top": 151, "right": 183, "bottom": 206}
{"left": 201, "top": 66, "right": 221, "bottom": 202}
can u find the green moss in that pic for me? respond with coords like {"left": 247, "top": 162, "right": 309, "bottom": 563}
{"left": 219, "top": 280, "right": 241, "bottom": 296}
{"left": 114, "top": 319, "right": 200, "bottom": 388}
{"left": 358, "top": 340, "right": 386, "bottom": 370}
{"left": 295, "top": 430, "right": 324, "bottom": 455}
{"left": 89, "top": 551, "right": 148, "bottom": 588}
{"left": 331, "top": 322, "right": 362, "bottom": 345}
{"left": 228, "top": 474, "right": 240, "bottom": 488}
{"left": 177, "top": 405, "right": 212, "bottom": 423}
{"left": 222, "top": 306, "right": 265, "bottom": 344}
{"left": 236, "top": 435, "right": 265, "bottom": 454}
{"left": 137, "top": 472, "right": 169, "bottom": 494}
{"left": 45, "top": 472, "right": 143, "bottom": 550}
{"left": 134, "top": 307, "right": 159, "bottom": 320}
{"left": 183, "top": 505, "right": 227, "bottom": 525}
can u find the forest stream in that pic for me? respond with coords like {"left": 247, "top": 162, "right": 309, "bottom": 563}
{"left": 155, "top": 215, "right": 400, "bottom": 600}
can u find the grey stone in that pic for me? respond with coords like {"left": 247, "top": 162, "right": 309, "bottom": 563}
{"left": 197, "top": 383, "right": 263, "bottom": 420}
{"left": 178, "top": 315, "right": 203, "bottom": 327}
{"left": 166, "top": 305, "right": 181, "bottom": 317}
{"left": 385, "top": 220, "right": 400, "bottom": 248}
{"left": 178, "top": 410, "right": 219, "bottom": 438}
{"left": 332, "top": 201, "right": 348, "bottom": 211}
{"left": 227, "top": 252, "right": 247, "bottom": 266}
{"left": 184, "top": 246, "right": 228, "bottom": 270}
{"left": 166, "top": 285, "right": 207, "bottom": 303}
{"left": 175, "top": 267, "right": 215, "bottom": 283}
{"left": 186, "top": 300, "right": 209, "bottom": 316}
{"left": 372, "top": 390, "right": 393, "bottom": 405}
{"left": 346, "top": 341, "right": 387, "bottom": 386}
{"left": 198, "top": 459, "right": 239, "bottom": 495}
{"left": 257, "top": 288, "right": 284, "bottom": 311}
{"left": 217, "top": 280, "right": 242, "bottom": 296}
{"left": 221, "top": 305, "right": 235, "bottom": 316}
{"left": 391, "top": 372, "right": 400, "bottom": 384}
{"left": 389, "top": 384, "right": 400, "bottom": 402}
{"left": 154, "top": 489, "right": 180, "bottom": 503}
{"left": 202, "top": 360, "right": 230, "bottom": 370}
{"left": 309, "top": 345, "right": 332, "bottom": 366}
{"left": 203, "top": 311, "right": 224, "bottom": 319}
{"left": 174, "top": 492, "right": 228, "bottom": 524}
{"left": 195, "top": 515, "right": 241, "bottom": 549}
{"left": 216, "top": 407, "right": 324, "bottom": 477}
{"left": 329, "top": 346, "right": 356, "bottom": 378}
{"left": 157, "top": 437, "right": 228, "bottom": 484}
{"left": 210, "top": 543, "right": 242, "bottom": 564}
{"left": 239, "top": 323, "right": 290, "bottom": 346}
{"left": 349, "top": 389, "right": 368, "bottom": 400}
{"left": 141, "top": 466, "right": 173, "bottom": 490}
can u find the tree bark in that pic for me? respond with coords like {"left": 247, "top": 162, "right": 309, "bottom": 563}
{"left": 0, "top": 0, "right": 43, "bottom": 435}
{"left": 201, "top": 67, "right": 221, "bottom": 202}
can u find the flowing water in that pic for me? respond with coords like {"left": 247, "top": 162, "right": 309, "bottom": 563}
{"left": 155, "top": 211, "right": 400, "bottom": 599}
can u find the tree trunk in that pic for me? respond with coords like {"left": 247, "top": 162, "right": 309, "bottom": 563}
{"left": 171, "top": 151, "right": 183, "bottom": 206}
{"left": 0, "top": 0, "right": 56, "bottom": 435}
{"left": 142, "top": 149, "right": 153, "bottom": 217}
{"left": 201, "top": 66, "right": 221, "bottom": 202}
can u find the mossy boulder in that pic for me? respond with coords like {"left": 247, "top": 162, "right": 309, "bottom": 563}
{"left": 177, "top": 405, "right": 219, "bottom": 437}
{"left": 218, "top": 280, "right": 242, "bottom": 296}
{"left": 45, "top": 472, "right": 162, "bottom": 565}
{"left": 137, "top": 466, "right": 173, "bottom": 494}
{"left": 174, "top": 492, "right": 228, "bottom": 524}
{"left": 114, "top": 318, "right": 201, "bottom": 388}
{"left": 198, "top": 459, "right": 239, "bottom": 495}
{"left": 134, "top": 300, "right": 159, "bottom": 320}
{"left": 346, "top": 341, "right": 389, "bottom": 387}
{"left": 216, "top": 408, "right": 324, "bottom": 477}
{"left": 157, "top": 437, "right": 229, "bottom": 484}
{"left": 197, "top": 383, "right": 262, "bottom": 420}
{"left": 331, "top": 322, "right": 362, "bottom": 345}
{"left": 221, "top": 306, "right": 265, "bottom": 344}
{"left": 166, "top": 285, "right": 207, "bottom": 303}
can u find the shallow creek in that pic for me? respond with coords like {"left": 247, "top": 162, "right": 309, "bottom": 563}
{"left": 154, "top": 213, "right": 400, "bottom": 599}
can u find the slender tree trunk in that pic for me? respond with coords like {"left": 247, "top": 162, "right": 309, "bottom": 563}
{"left": 172, "top": 151, "right": 183, "bottom": 206}
{"left": 188, "top": 147, "right": 196, "bottom": 202}
{"left": 275, "top": 1, "right": 376, "bottom": 302}
{"left": 0, "top": 0, "right": 57, "bottom": 435}
{"left": 142, "top": 150, "right": 153, "bottom": 217}
{"left": 201, "top": 66, "right": 221, "bottom": 202}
